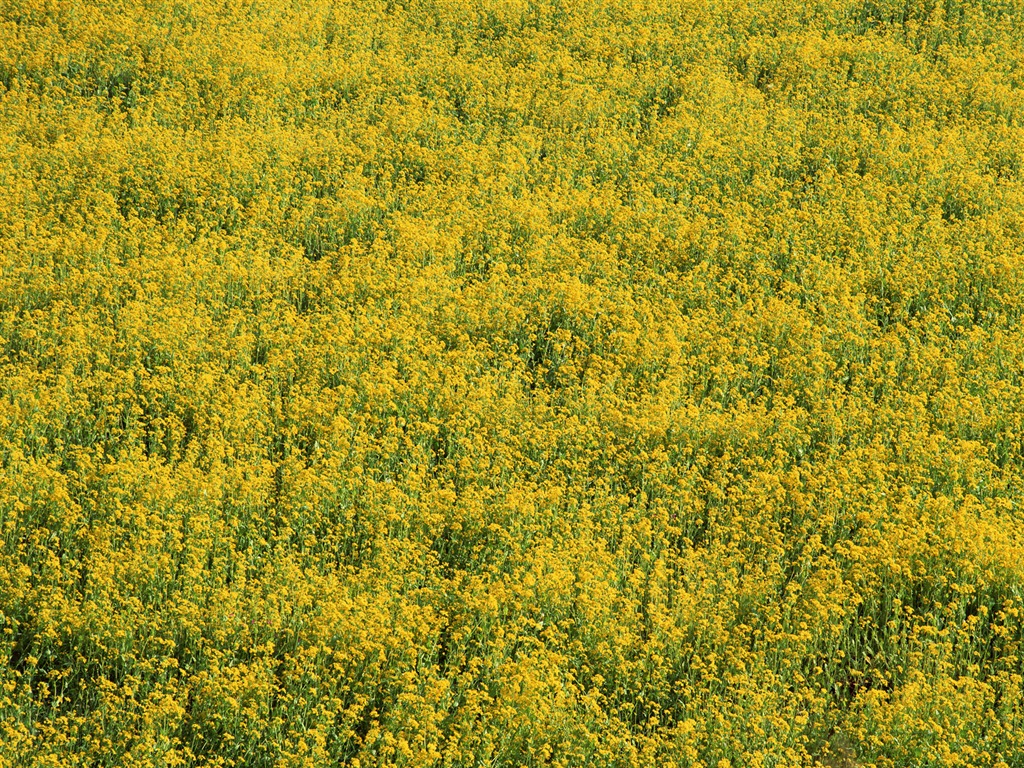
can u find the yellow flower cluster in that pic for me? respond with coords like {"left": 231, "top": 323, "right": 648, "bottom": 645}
{"left": 2, "top": 0, "right": 1024, "bottom": 765}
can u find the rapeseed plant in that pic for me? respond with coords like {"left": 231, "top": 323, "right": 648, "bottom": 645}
{"left": 1, "top": 0, "right": 1024, "bottom": 766}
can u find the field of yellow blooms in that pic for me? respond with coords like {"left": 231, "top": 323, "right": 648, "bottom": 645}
{"left": 2, "top": 0, "right": 1024, "bottom": 765}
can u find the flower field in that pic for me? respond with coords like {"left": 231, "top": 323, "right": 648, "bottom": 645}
{"left": 2, "top": 0, "right": 1024, "bottom": 765}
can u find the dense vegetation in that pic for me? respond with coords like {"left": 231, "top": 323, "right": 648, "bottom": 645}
{"left": 2, "top": 0, "right": 1024, "bottom": 765}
